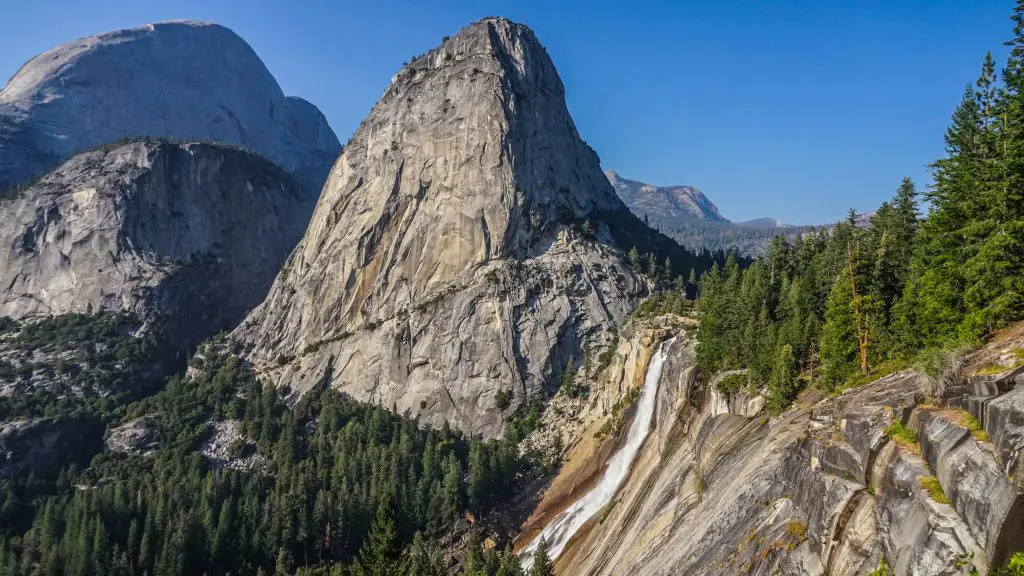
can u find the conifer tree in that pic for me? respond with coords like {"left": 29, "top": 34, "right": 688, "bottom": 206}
{"left": 959, "top": 5, "right": 1024, "bottom": 337}
{"left": 766, "top": 344, "right": 798, "bottom": 413}
{"left": 462, "top": 533, "right": 488, "bottom": 576}
{"left": 627, "top": 247, "right": 640, "bottom": 271}
{"left": 496, "top": 546, "right": 525, "bottom": 576}
{"left": 531, "top": 537, "right": 555, "bottom": 576}
{"left": 350, "top": 500, "right": 403, "bottom": 576}
{"left": 820, "top": 273, "right": 860, "bottom": 390}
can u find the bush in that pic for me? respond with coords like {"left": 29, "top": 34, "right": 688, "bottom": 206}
{"left": 716, "top": 372, "right": 748, "bottom": 395}
{"left": 996, "top": 552, "right": 1024, "bottom": 575}
{"left": 495, "top": 389, "right": 511, "bottom": 411}
{"left": 869, "top": 559, "right": 892, "bottom": 576}
{"left": 915, "top": 346, "right": 969, "bottom": 401}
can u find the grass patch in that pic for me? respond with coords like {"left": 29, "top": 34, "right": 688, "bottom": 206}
{"left": 833, "top": 359, "right": 909, "bottom": 394}
{"left": 919, "top": 475, "right": 951, "bottom": 505}
{"left": 940, "top": 408, "right": 990, "bottom": 442}
{"left": 885, "top": 420, "right": 921, "bottom": 454}
{"left": 976, "top": 348, "right": 1024, "bottom": 375}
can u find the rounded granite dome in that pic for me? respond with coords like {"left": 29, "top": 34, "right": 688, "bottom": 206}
{"left": 0, "top": 20, "right": 340, "bottom": 193}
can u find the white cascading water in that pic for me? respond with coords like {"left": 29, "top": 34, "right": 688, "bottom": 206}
{"left": 520, "top": 336, "right": 676, "bottom": 568}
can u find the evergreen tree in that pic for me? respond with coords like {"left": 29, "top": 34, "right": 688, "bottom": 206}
{"left": 820, "top": 273, "right": 860, "bottom": 390}
{"left": 627, "top": 247, "right": 640, "bottom": 271}
{"left": 462, "top": 533, "right": 488, "bottom": 576}
{"left": 959, "top": 5, "right": 1024, "bottom": 337}
{"left": 765, "top": 344, "right": 799, "bottom": 413}
{"left": 350, "top": 501, "right": 403, "bottom": 576}
{"left": 531, "top": 537, "right": 554, "bottom": 576}
{"left": 408, "top": 532, "right": 446, "bottom": 576}
{"left": 496, "top": 546, "right": 525, "bottom": 576}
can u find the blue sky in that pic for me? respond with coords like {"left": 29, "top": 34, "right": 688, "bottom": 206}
{"left": 0, "top": 1, "right": 1012, "bottom": 223}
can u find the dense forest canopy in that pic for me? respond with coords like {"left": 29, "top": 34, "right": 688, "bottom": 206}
{"left": 0, "top": 337, "right": 540, "bottom": 575}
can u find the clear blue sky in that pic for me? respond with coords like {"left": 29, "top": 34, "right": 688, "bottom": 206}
{"left": 0, "top": 1, "right": 1012, "bottom": 223}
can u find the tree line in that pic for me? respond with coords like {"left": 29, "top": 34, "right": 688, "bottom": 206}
{"left": 696, "top": 2, "right": 1024, "bottom": 411}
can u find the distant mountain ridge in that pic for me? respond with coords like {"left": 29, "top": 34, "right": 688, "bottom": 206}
{"left": 736, "top": 217, "right": 790, "bottom": 228}
{"left": 605, "top": 170, "right": 727, "bottom": 223}
{"left": 605, "top": 170, "right": 813, "bottom": 255}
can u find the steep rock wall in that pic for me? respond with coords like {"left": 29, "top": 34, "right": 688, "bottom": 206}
{"left": 533, "top": 323, "right": 1024, "bottom": 575}
{"left": 0, "top": 139, "right": 312, "bottom": 348}
{"left": 235, "top": 18, "right": 646, "bottom": 437}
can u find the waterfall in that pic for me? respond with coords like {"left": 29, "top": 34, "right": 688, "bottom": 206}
{"left": 520, "top": 336, "right": 676, "bottom": 568}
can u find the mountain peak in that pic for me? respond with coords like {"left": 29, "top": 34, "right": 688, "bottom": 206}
{"left": 0, "top": 19, "right": 341, "bottom": 194}
{"left": 236, "top": 19, "right": 644, "bottom": 436}
{"left": 605, "top": 171, "right": 727, "bottom": 223}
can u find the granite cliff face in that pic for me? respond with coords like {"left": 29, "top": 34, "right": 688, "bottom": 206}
{"left": 606, "top": 170, "right": 727, "bottom": 223}
{"left": 235, "top": 18, "right": 647, "bottom": 438}
{"left": 0, "top": 139, "right": 311, "bottom": 348}
{"left": 530, "top": 320, "right": 1024, "bottom": 575}
{"left": 0, "top": 20, "right": 341, "bottom": 194}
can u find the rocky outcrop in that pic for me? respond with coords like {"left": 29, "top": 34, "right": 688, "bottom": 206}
{"left": 0, "top": 20, "right": 340, "bottom": 194}
{"left": 0, "top": 139, "right": 311, "bottom": 348}
{"left": 105, "top": 416, "right": 160, "bottom": 456}
{"left": 529, "top": 323, "right": 1024, "bottom": 575}
{"left": 235, "top": 18, "right": 657, "bottom": 437}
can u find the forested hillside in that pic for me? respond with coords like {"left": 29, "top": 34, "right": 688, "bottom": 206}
{"left": 0, "top": 337, "right": 541, "bottom": 575}
{"left": 696, "top": 3, "right": 1024, "bottom": 413}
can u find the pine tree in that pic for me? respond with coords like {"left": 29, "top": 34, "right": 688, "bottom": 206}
{"left": 765, "top": 344, "right": 799, "bottom": 413}
{"left": 350, "top": 500, "right": 403, "bottom": 576}
{"left": 959, "top": 5, "right": 1024, "bottom": 337}
{"left": 408, "top": 532, "right": 446, "bottom": 576}
{"left": 496, "top": 546, "right": 525, "bottom": 576}
{"left": 911, "top": 81, "right": 987, "bottom": 346}
{"left": 820, "top": 273, "right": 860, "bottom": 390}
{"left": 531, "top": 537, "right": 554, "bottom": 576}
{"left": 696, "top": 263, "right": 725, "bottom": 371}
{"left": 274, "top": 547, "right": 293, "bottom": 576}
{"left": 627, "top": 246, "right": 640, "bottom": 271}
{"left": 462, "top": 533, "right": 488, "bottom": 576}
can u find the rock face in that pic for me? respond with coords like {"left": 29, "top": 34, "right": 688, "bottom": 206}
{"left": 0, "top": 417, "right": 104, "bottom": 478}
{"left": 0, "top": 20, "right": 341, "bottom": 194}
{"left": 606, "top": 170, "right": 726, "bottom": 223}
{"left": 0, "top": 139, "right": 312, "bottom": 348}
{"left": 532, "top": 322, "right": 1024, "bottom": 575}
{"left": 235, "top": 18, "right": 649, "bottom": 437}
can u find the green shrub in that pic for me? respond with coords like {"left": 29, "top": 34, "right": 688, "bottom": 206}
{"left": 495, "top": 389, "right": 512, "bottom": 411}
{"left": 717, "top": 372, "right": 748, "bottom": 395}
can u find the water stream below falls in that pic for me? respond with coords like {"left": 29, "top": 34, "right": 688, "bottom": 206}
{"left": 520, "top": 336, "right": 676, "bottom": 568}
